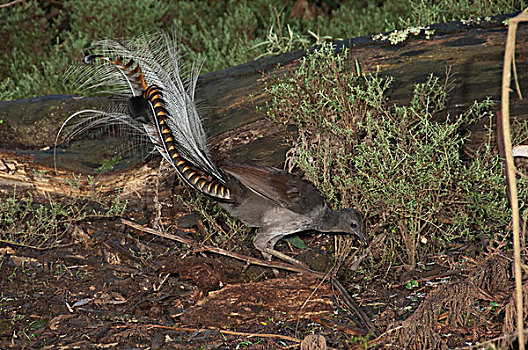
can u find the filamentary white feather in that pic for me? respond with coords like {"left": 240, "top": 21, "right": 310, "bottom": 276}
{"left": 59, "top": 32, "right": 222, "bottom": 180}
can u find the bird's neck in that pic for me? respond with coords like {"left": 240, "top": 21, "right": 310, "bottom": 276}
{"left": 311, "top": 205, "right": 336, "bottom": 231}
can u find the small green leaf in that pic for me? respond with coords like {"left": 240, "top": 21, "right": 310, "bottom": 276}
{"left": 406, "top": 280, "right": 419, "bottom": 289}
{"left": 29, "top": 318, "right": 48, "bottom": 330}
{"left": 286, "top": 236, "right": 309, "bottom": 249}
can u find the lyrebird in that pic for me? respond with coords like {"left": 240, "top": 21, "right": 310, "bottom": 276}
{"left": 61, "top": 33, "right": 366, "bottom": 265}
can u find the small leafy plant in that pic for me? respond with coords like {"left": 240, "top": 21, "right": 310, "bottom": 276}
{"left": 0, "top": 185, "right": 127, "bottom": 249}
{"left": 266, "top": 43, "right": 524, "bottom": 269}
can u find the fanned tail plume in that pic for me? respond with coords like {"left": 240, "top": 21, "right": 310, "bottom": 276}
{"left": 140, "top": 85, "right": 232, "bottom": 200}
{"left": 57, "top": 32, "right": 233, "bottom": 201}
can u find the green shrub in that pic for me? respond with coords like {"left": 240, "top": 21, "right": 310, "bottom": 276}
{"left": 64, "top": 0, "right": 169, "bottom": 43}
{"left": 0, "top": 1, "right": 60, "bottom": 98}
{"left": 266, "top": 43, "right": 523, "bottom": 268}
{"left": 398, "top": 0, "right": 526, "bottom": 27}
{"left": 170, "top": 1, "right": 261, "bottom": 72}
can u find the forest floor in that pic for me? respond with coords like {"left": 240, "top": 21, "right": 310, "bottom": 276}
{"left": 0, "top": 164, "right": 518, "bottom": 349}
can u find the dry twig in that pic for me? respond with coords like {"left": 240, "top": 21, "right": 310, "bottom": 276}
{"left": 0, "top": 0, "right": 24, "bottom": 9}
{"left": 121, "top": 218, "right": 325, "bottom": 277}
{"left": 500, "top": 8, "right": 528, "bottom": 349}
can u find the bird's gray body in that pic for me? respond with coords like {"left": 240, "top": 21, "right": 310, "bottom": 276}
{"left": 219, "top": 164, "right": 365, "bottom": 261}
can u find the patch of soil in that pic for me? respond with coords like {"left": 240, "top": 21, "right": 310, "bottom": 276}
{"left": 0, "top": 180, "right": 524, "bottom": 349}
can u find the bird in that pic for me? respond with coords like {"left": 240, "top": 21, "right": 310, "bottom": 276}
{"left": 64, "top": 32, "right": 366, "bottom": 265}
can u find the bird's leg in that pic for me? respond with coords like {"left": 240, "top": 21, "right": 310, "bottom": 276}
{"left": 253, "top": 231, "right": 308, "bottom": 268}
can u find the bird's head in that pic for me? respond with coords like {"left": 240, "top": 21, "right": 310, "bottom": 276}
{"left": 323, "top": 208, "right": 367, "bottom": 246}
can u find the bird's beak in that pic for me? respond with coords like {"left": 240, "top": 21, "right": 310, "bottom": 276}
{"left": 356, "top": 231, "right": 368, "bottom": 246}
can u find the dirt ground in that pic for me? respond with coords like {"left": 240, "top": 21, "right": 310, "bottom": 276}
{"left": 0, "top": 161, "right": 522, "bottom": 350}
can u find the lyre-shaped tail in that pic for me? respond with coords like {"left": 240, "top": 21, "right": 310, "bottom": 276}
{"left": 141, "top": 85, "right": 233, "bottom": 202}
{"left": 72, "top": 33, "right": 233, "bottom": 202}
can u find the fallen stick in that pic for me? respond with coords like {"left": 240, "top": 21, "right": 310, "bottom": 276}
{"left": 121, "top": 218, "right": 324, "bottom": 277}
{"left": 147, "top": 324, "right": 301, "bottom": 343}
{"left": 121, "top": 218, "right": 379, "bottom": 336}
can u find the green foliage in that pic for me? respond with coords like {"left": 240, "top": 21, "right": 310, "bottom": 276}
{"left": 65, "top": 0, "right": 169, "bottom": 42}
{"left": 0, "top": 185, "right": 127, "bottom": 249}
{"left": 302, "top": 1, "right": 410, "bottom": 40}
{"left": 266, "top": 43, "right": 523, "bottom": 268}
{"left": 0, "top": 1, "right": 60, "bottom": 97}
{"left": 170, "top": 1, "right": 261, "bottom": 72}
{"left": 1, "top": 0, "right": 524, "bottom": 100}
{"left": 399, "top": 0, "right": 526, "bottom": 27}
{"left": 251, "top": 6, "right": 311, "bottom": 59}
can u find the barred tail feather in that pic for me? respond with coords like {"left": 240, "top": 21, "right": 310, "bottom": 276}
{"left": 83, "top": 54, "right": 147, "bottom": 96}
{"left": 60, "top": 31, "right": 229, "bottom": 199}
{"left": 141, "top": 85, "right": 232, "bottom": 201}
{"left": 81, "top": 32, "right": 220, "bottom": 178}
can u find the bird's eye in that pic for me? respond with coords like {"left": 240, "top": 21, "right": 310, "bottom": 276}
{"left": 350, "top": 222, "right": 357, "bottom": 229}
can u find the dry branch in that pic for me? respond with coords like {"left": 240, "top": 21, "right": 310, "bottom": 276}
{"left": 0, "top": 0, "right": 24, "bottom": 9}
{"left": 501, "top": 8, "right": 528, "bottom": 349}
